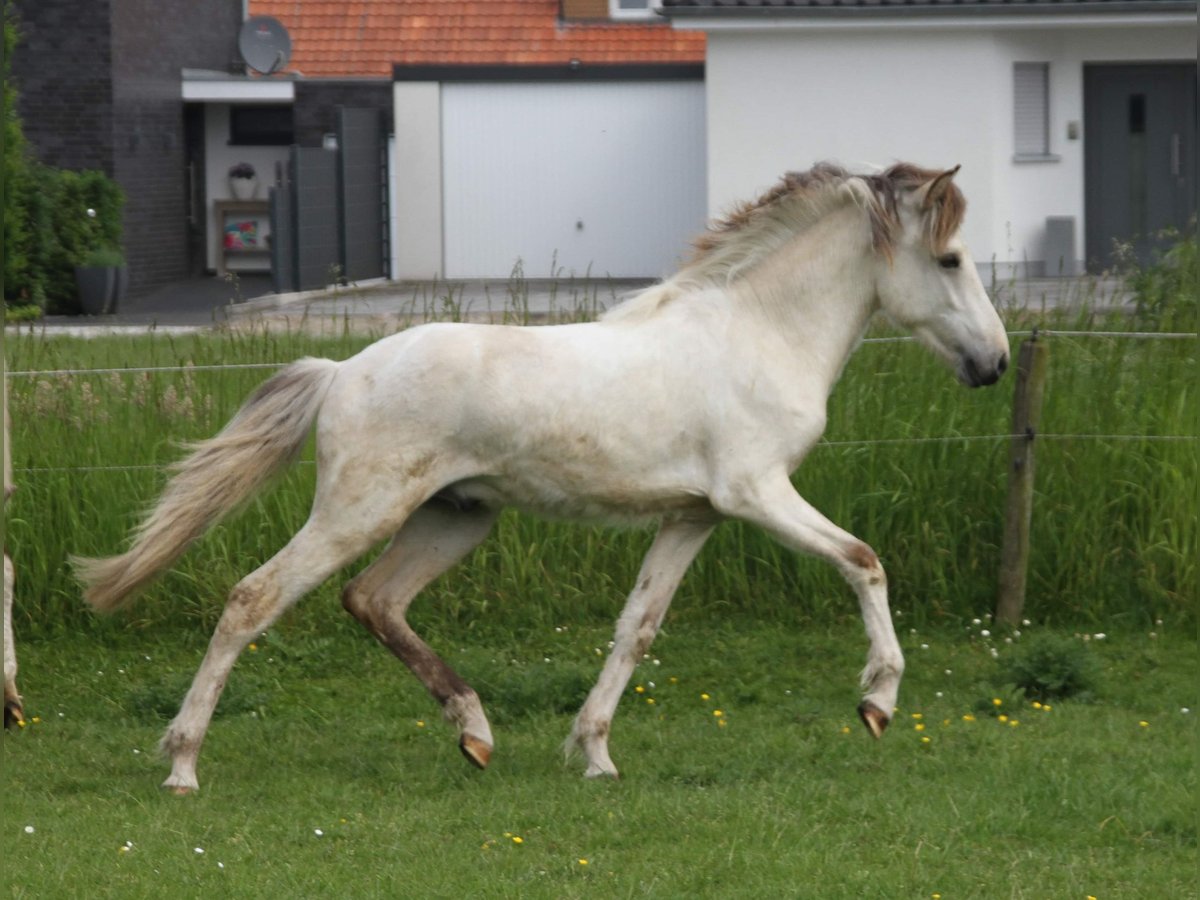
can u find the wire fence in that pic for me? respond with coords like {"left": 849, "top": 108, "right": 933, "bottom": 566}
{"left": 5, "top": 329, "right": 1196, "bottom": 379}
{"left": 7, "top": 329, "right": 1197, "bottom": 477}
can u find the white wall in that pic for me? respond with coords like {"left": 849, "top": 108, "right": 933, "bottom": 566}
{"left": 391, "top": 83, "right": 444, "bottom": 279}
{"left": 203, "top": 105, "right": 289, "bottom": 271}
{"left": 704, "top": 21, "right": 1194, "bottom": 274}
{"left": 998, "top": 26, "right": 1194, "bottom": 272}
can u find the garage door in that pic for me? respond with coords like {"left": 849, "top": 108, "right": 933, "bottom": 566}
{"left": 442, "top": 80, "right": 706, "bottom": 279}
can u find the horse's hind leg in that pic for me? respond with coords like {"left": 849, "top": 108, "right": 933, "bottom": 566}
{"left": 3, "top": 552, "right": 22, "bottom": 728}
{"left": 161, "top": 512, "right": 404, "bottom": 794}
{"left": 568, "top": 517, "right": 714, "bottom": 778}
{"left": 341, "top": 500, "right": 499, "bottom": 768}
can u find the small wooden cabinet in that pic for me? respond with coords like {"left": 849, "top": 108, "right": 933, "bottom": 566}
{"left": 214, "top": 200, "right": 271, "bottom": 276}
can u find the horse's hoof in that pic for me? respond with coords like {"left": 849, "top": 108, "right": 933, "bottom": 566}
{"left": 161, "top": 775, "right": 199, "bottom": 796}
{"left": 459, "top": 734, "right": 492, "bottom": 770}
{"left": 583, "top": 765, "right": 619, "bottom": 780}
{"left": 3, "top": 701, "right": 24, "bottom": 730}
{"left": 857, "top": 701, "right": 890, "bottom": 739}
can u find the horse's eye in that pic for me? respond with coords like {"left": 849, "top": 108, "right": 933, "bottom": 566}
{"left": 938, "top": 253, "right": 961, "bottom": 270}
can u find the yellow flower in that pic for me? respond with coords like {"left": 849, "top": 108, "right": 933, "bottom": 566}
{"left": 646, "top": 698, "right": 655, "bottom": 705}
{"left": 1009, "top": 719, "right": 1019, "bottom": 727}
{"left": 416, "top": 720, "right": 425, "bottom": 728}
{"left": 840, "top": 726, "right": 851, "bottom": 734}
{"left": 16, "top": 720, "right": 25, "bottom": 728}
{"left": 911, "top": 713, "right": 923, "bottom": 720}
{"left": 1043, "top": 704, "right": 1052, "bottom": 712}
{"left": 669, "top": 677, "right": 678, "bottom": 684}
{"left": 1031, "top": 701, "right": 1043, "bottom": 709}
{"left": 713, "top": 709, "right": 724, "bottom": 717}
{"left": 914, "top": 723, "right": 925, "bottom": 732}
{"left": 700, "top": 693, "right": 710, "bottom": 701}
{"left": 249, "top": 643, "right": 258, "bottom": 652}
{"left": 512, "top": 836, "right": 524, "bottom": 845}
{"left": 962, "top": 714, "right": 976, "bottom": 722}
{"left": 992, "top": 698, "right": 1003, "bottom": 707}
{"left": 31, "top": 717, "right": 41, "bottom": 724}
{"left": 635, "top": 685, "right": 645, "bottom": 694}
{"left": 578, "top": 858, "right": 589, "bottom": 866}
{"left": 998, "top": 715, "right": 1009, "bottom": 723}
{"left": 717, "top": 719, "right": 727, "bottom": 728}
{"left": 1138, "top": 720, "right": 1149, "bottom": 728}
{"left": 920, "top": 736, "right": 931, "bottom": 744}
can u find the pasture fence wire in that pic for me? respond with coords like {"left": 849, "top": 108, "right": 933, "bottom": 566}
{"left": 4, "top": 327, "right": 1195, "bottom": 630}
{"left": 6, "top": 328, "right": 1196, "bottom": 478}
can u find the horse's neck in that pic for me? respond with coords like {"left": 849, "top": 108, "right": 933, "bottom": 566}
{"left": 730, "top": 209, "right": 878, "bottom": 392}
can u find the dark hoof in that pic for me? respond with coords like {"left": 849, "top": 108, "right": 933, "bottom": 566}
{"left": 459, "top": 734, "right": 492, "bottom": 770}
{"left": 4, "top": 700, "right": 24, "bottom": 730}
{"left": 857, "top": 701, "right": 890, "bottom": 739}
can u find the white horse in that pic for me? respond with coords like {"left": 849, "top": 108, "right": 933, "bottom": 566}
{"left": 75, "top": 163, "right": 1008, "bottom": 793}
{"left": 4, "top": 395, "right": 21, "bottom": 729}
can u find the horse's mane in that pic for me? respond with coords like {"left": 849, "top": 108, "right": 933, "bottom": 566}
{"left": 604, "top": 162, "right": 966, "bottom": 323}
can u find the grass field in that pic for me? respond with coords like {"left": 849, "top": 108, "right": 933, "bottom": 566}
{"left": 3, "top": 620, "right": 1195, "bottom": 898}
{"left": 2, "top": 297, "right": 1196, "bottom": 897}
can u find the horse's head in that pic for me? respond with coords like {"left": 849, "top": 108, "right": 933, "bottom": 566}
{"left": 874, "top": 166, "right": 1009, "bottom": 388}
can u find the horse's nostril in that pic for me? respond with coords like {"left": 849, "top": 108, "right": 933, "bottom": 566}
{"left": 997, "top": 353, "right": 1009, "bottom": 377}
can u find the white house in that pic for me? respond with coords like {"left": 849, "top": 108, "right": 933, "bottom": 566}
{"left": 389, "top": 1, "right": 709, "bottom": 281}
{"left": 662, "top": 0, "right": 1197, "bottom": 276}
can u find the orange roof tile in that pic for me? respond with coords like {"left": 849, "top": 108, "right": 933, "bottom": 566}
{"left": 248, "top": 1, "right": 705, "bottom": 78}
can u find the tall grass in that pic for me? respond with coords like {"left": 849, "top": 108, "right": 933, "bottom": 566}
{"left": 4, "top": 306, "right": 1195, "bottom": 643}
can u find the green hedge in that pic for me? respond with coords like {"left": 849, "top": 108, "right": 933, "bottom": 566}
{"left": 6, "top": 164, "right": 125, "bottom": 314}
{"left": 3, "top": 11, "right": 124, "bottom": 314}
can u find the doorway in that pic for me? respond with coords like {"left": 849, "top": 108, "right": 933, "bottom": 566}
{"left": 1084, "top": 64, "right": 1195, "bottom": 271}
{"left": 183, "top": 104, "right": 208, "bottom": 277}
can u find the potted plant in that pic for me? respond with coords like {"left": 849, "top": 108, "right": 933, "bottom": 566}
{"left": 74, "top": 245, "right": 127, "bottom": 315}
{"left": 228, "top": 162, "right": 258, "bottom": 200}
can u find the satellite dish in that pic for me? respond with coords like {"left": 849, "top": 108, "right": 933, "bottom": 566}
{"left": 238, "top": 16, "right": 292, "bottom": 75}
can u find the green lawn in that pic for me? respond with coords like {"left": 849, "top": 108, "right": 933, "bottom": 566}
{"left": 3, "top": 619, "right": 1194, "bottom": 898}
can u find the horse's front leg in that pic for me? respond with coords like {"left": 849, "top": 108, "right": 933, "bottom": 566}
{"left": 3, "top": 552, "right": 22, "bottom": 728}
{"left": 714, "top": 471, "right": 903, "bottom": 738}
{"left": 568, "top": 517, "right": 715, "bottom": 778}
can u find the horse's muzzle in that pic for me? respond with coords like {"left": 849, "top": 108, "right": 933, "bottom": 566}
{"left": 960, "top": 351, "right": 1008, "bottom": 388}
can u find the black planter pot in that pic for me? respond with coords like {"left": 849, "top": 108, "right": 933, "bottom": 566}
{"left": 74, "top": 265, "right": 128, "bottom": 315}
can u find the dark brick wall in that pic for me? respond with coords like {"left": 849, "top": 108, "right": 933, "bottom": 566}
{"left": 11, "top": 0, "right": 241, "bottom": 296}
{"left": 294, "top": 81, "right": 393, "bottom": 148}
{"left": 109, "top": 0, "right": 241, "bottom": 293}
{"left": 10, "top": 1, "right": 117, "bottom": 174}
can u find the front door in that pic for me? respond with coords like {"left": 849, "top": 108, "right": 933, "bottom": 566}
{"left": 183, "top": 104, "right": 208, "bottom": 277}
{"left": 1084, "top": 64, "right": 1195, "bottom": 271}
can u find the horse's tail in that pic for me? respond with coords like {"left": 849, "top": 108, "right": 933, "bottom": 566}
{"left": 74, "top": 358, "right": 339, "bottom": 613}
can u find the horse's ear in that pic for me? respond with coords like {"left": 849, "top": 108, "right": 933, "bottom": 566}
{"left": 919, "top": 165, "right": 961, "bottom": 210}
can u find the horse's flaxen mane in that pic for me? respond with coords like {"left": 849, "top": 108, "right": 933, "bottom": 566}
{"left": 690, "top": 161, "right": 965, "bottom": 271}
{"left": 603, "top": 162, "right": 966, "bottom": 323}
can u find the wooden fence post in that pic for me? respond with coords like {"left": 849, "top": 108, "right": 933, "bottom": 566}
{"left": 996, "top": 332, "right": 1049, "bottom": 625}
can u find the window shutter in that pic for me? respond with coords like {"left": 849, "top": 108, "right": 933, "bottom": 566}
{"left": 1014, "top": 63, "right": 1049, "bottom": 157}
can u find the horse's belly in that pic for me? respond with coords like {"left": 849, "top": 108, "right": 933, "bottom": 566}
{"left": 439, "top": 473, "right": 711, "bottom": 526}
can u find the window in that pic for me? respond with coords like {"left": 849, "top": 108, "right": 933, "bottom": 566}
{"left": 229, "top": 105, "right": 294, "bottom": 146}
{"left": 1013, "top": 63, "right": 1052, "bottom": 159}
{"left": 609, "top": 0, "right": 659, "bottom": 20}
